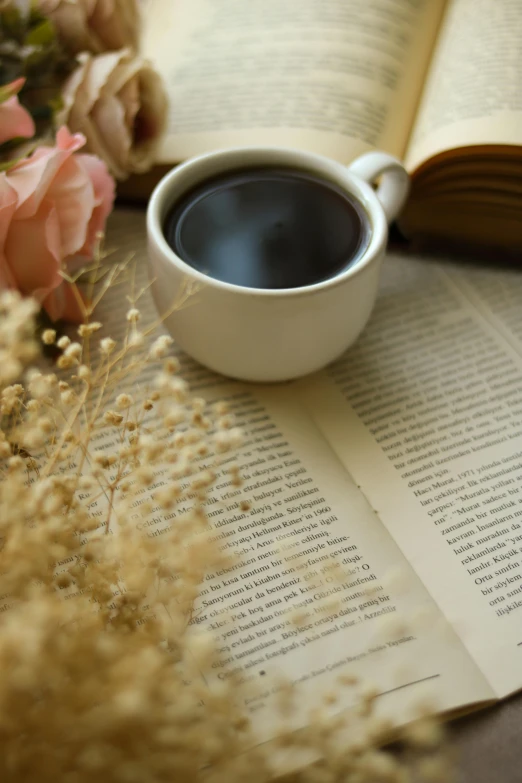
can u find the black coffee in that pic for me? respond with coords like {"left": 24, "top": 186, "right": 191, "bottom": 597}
{"left": 163, "top": 167, "right": 369, "bottom": 289}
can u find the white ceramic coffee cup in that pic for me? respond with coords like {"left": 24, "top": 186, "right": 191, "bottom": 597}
{"left": 147, "top": 147, "right": 408, "bottom": 382}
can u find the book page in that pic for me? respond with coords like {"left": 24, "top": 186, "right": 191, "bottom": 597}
{"left": 140, "top": 0, "right": 445, "bottom": 164}
{"left": 91, "top": 210, "right": 493, "bottom": 742}
{"left": 301, "top": 252, "right": 522, "bottom": 699}
{"left": 405, "top": 0, "right": 522, "bottom": 171}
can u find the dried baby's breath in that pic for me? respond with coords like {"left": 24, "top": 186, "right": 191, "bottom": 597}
{"left": 150, "top": 334, "right": 174, "bottom": 359}
{"left": 78, "top": 322, "right": 102, "bottom": 336}
{"left": 57, "top": 335, "right": 71, "bottom": 349}
{"left": 126, "top": 307, "right": 141, "bottom": 322}
{"left": 116, "top": 392, "right": 133, "bottom": 409}
{"left": 0, "top": 267, "right": 450, "bottom": 782}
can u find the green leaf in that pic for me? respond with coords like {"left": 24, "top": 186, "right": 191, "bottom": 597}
{"left": 24, "top": 19, "right": 54, "bottom": 47}
{"left": 0, "top": 142, "right": 37, "bottom": 172}
{"left": 0, "top": 80, "right": 21, "bottom": 105}
{"left": 0, "top": 155, "right": 25, "bottom": 173}
{"left": 0, "top": 8, "right": 24, "bottom": 42}
{"left": 49, "top": 95, "right": 64, "bottom": 113}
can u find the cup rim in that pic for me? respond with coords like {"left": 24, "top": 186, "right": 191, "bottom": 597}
{"left": 147, "top": 146, "right": 388, "bottom": 298}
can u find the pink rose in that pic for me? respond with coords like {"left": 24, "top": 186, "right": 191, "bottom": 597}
{"left": 0, "top": 79, "right": 35, "bottom": 146}
{"left": 0, "top": 127, "right": 115, "bottom": 322}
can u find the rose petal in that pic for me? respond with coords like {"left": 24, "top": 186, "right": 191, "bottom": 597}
{"left": 83, "top": 50, "right": 129, "bottom": 111}
{"left": 0, "top": 176, "right": 19, "bottom": 290}
{"left": 91, "top": 93, "right": 131, "bottom": 170}
{"left": 75, "top": 153, "right": 115, "bottom": 256}
{"left": 55, "top": 126, "right": 87, "bottom": 154}
{"left": 102, "top": 54, "right": 142, "bottom": 95}
{"left": 0, "top": 176, "right": 18, "bottom": 248}
{"left": 0, "top": 95, "right": 35, "bottom": 145}
{"left": 119, "top": 74, "right": 140, "bottom": 131}
{"left": 6, "top": 146, "right": 65, "bottom": 218}
{"left": 6, "top": 131, "right": 86, "bottom": 219}
{"left": 46, "top": 155, "right": 96, "bottom": 258}
{"left": 127, "top": 66, "right": 168, "bottom": 173}
{"left": 4, "top": 201, "right": 62, "bottom": 296}
{"left": 71, "top": 111, "right": 127, "bottom": 180}
{"left": 90, "top": 0, "right": 140, "bottom": 51}
{"left": 38, "top": 0, "right": 102, "bottom": 53}
{"left": 39, "top": 0, "right": 139, "bottom": 55}
{"left": 59, "top": 55, "right": 128, "bottom": 178}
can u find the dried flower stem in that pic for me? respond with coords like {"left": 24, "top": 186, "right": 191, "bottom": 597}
{"left": 0, "top": 242, "right": 449, "bottom": 782}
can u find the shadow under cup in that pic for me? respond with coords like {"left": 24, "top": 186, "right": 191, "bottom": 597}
{"left": 162, "top": 166, "right": 372, "bottom": 291}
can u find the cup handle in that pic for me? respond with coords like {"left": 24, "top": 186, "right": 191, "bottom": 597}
{"left": 348, "top": 151, "right": 409, "bottom": 224}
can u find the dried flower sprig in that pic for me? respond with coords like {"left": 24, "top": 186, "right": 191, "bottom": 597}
{"left": 0, "top": 280, "right": 264, "bottom": 781}
{"left": 0, "top": 261, "right": 451, "bottom": 781}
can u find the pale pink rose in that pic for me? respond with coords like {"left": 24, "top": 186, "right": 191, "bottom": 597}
{"left": 0, "top": 79, "right": 35, "bottom": 145}
{"left": 0, "top": 126, "right": 115, "bottom": 322}
{"left": 38, "top": 0, "right": 140, "bottom": 54}
{"left": 58, "top": 49, "right": 167, "bottom": 180}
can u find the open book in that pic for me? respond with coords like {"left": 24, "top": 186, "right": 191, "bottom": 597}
{"left": 101, "top": 210, "right": 522, "bottom": 743}
{"left": 124, "top": 0, "right": 522, "bottom": 253}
